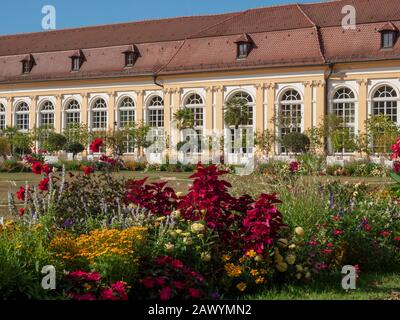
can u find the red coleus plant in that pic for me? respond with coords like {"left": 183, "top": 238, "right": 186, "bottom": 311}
{"left": 241, "top": 193, "right": 284, "bottom": 255}
{"left": 90, "top": 138, "right": 103, "bottom": 153}
{"left": 126, "top": 178, "right": 177, "bottom": 216}
{"left": 138, "top": 256, "right": 208, "bottom": 301}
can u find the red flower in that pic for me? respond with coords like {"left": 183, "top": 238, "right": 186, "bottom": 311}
{"left": 32, "top": 161, "right": 43, "bottom": 175}
{"left": 83, "top": 166, "right": 95, "bottom": 175}
{"left": 289, "top": 161, "right": 299, "bottom": 173}
{"left": 391, "top": 137, "right": 400, "bottom": 160}
{"left": 327, "top": 242, "right": 334, "bottom": 248}
{"left": 172, "top": 281, "right": 185, "bottom": 290}
{"left": 332, "top": 215, "right": 341, "bottom": 222}
{"left": 364, "top": 224, "right": 371, "bottom": 232}
{"left": 333, "top": 229, "right": 344, "bottom": 236}
{"left": 159, "top": 287, "right": 172, "bottom": 301}
{"left": 42, "top": 164, "right": 52, "bottom": 175}
{"left": 18, "top": 208, "right": 25, "bottom": 217}
{"left": 100, "top": 288, "right": 119, "bottom": 301}
{"left": 188, "top": 288, "right": 204, "bottom": 298}
{"left": 394, "top": 236, "right": 400, "bottom": 241}
{"left": 90, "top": 138, "right": 103, "bottom": 153}
{"left": 322, "top": 249, "right": 333, "bottom": 254}
{"left": 16, "top": 186, "right": 28, "bottom": 201}
{"left": 38, "top": 178, "right": 50, "bottom": 191}
{"left": 171, "top": 259, "right": 183, "bottom": 269}
{"left": 381, "top": 230, "right": 391, "bottom": 238}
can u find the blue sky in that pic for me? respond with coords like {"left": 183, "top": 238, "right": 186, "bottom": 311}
{"left": 0, "top": 0, "right": 323, "bottom": 36}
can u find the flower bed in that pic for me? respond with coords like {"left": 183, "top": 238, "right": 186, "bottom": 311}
{"left": 1, "top": 138, "right": 400, "bottom": 300}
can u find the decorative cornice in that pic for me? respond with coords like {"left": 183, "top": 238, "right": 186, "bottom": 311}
{"left": 356, "top": 79, "right": 368, "bottom": 86}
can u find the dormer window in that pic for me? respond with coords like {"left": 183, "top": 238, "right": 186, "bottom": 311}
{"left": 123, "top": 45, "right": 139, "bottom": 67}
{"left": 235, "top": 33, "right": 254, "bottom": 59}
{"left": 382, "top": 31, "right": 395, "bottom": 48}
{"left": 70, "top": 49, "right": 85, "bottom": 71}
{"left": 21, "top": 54, "right": 35, "bottom": 74}
{"left": 378, "top": 22, "right": 398, "bottom": 49}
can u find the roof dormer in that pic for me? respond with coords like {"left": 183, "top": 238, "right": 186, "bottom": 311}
{"left": 70, "top": 49, "right": 86, "bottom": 71}
{"left": 378, "top": 22, "right": 399, "bottom": 49}
{"left": 235, "top": 33, "right": 254, "bottom": 59}
{"left": 21, "top": 54, "right": 35, "bottom": 74}
{"left": 122, "top": 44, "right": 140, "bottom": 67}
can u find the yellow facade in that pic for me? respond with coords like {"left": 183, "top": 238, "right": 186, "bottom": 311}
{"left": 1, "top": 60, "right": 400, "bottom": 156}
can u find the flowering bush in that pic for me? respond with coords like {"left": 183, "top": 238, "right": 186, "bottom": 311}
{"left": 136, "top": 256, "right": 209, "bottom": 300}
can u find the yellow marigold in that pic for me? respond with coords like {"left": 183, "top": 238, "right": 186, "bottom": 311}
{"left": 245, "top": 249, "right": 257, "bottom": 258}
{"left": 236, "top": 282, "right": 247, "bottom": 292}
{"left": 250, "top": 269, "right": 259, "bottom": 277}
{"left": 255, "top": 277, "right": 265, "bottom": 285}
{"left": 222, "top": 254, "right": 231, "bottom": 262}
{"left": 224, "top": 263, "right": 242, "bottom": 278}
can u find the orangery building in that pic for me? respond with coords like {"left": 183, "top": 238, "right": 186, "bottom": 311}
{"left": 1, "top": 0, "right": 400, "bottom": 158}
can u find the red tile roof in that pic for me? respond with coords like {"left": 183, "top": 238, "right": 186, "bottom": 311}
{"left": 1, "top": 0, "right": 400, "bottom": 84}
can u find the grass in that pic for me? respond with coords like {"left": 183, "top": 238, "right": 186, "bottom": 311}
{"left": 245, "top": 272, "right": 400, "bottom": 300}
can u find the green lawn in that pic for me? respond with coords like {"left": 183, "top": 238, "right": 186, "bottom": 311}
{"left": 246, "top": 273, "right": 400, "bottom": 300}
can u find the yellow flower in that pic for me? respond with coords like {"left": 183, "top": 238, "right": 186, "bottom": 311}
{"left": 296, "top": 273, "right": 302, "bottom": 280}
{"left": 286, "top": 254, "right": 296, "bottom": 265}
{"left": 236, "top": 282, "right": 247, "bottom": 292}
{"left": 250, "top": 269, "right": 259, "bottom": 277}
{"left": 222, "top": 254, "right": 231, "bottom": 262}
{"left": 239, "top": 257, "right": 246, "bottom": 263}
{"left": 225, "top": 263, "right": 242, "bottom": 278}
{"left": 277, "top": 238, "right": 288, "bottom": 248}
{"left": 190, "top": 223, "right": 205, "bottom": 234}
{"left": 294, "top": 227, "right": 305, "bottom": 237}
{"left": 245, "top": 249, "right": 257, "bottom": 258}
{"left": 288, "top": 244, "right": 297, "bottom": 250}
{"left": 255, "top": 277, "right": 265, "bottom": 284}
{"left": 295, "top": 264, "right": 304, "bottom": 272}
{"left": 276, "top": 262, "right": 288, "bottom": 272}
{"left": 165, "top": 242, "right": 175, "bottom": 252}
{"left": 201, "top": 252, "right": 212, "bottom": 262}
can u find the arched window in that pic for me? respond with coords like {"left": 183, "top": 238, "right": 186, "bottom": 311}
{"left": 332, "top": 87, "right": 356, "bottom": 130}
{"left": 230, "top": 91, "right": 254, "bottom": 125}
{"left": 279, "top": 89, "right": 302, "bottom": 136}
{"left": 15, "top": 102, "right": 30, "bottom": 131}
{"left": 183, "top": 93, "right": 204, "bottom": 153}
{"left": 65, "top": 99, "right": 81, "bottom": 127}
{"left": 146, "top": 95, "right": 164, "bottom": 154}
{"left": 119, "top": 97, "right": 135, "bottom": 128}
{"left": 147, "top": 96, "right": 164, "bottom": 128}
{"left": 372, "top": 85, "right": 398, "bottom": 122}
{"left": 39, "top": 101, "right": 55, "bottom": 128}
{"left": 184, "top": 93, "right": 204, "bottom": 127}
{"left": 0, "top": 103, "right": 5, "bottom": 130}
{"left": 91, "top": 98, "right": 107, "bottom": 130}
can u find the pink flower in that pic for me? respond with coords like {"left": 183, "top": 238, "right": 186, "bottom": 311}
{"left": 100, "top": 288, "right": 118, "bottom": 301}
{"left": 188, "top": 288, "right": 204, "bottom": 298}
{"left": 333, "top": 229, "right": 344, "bottom": 236}
{"left": 142, "top": 277, "right": 155, "bottom": 289}
{"left": 289, "top": 161, "right": 299, "bottom": 173}
{"left": 172, "top": 281, "right": 185, "bottom": 290}
{"left": 159, "top": 287, "right": 172, "bottom": 301}
{"left": 391, "top": 137, "right": 400, "bottom": 160}
{"left": 86, "top": 272, "right": 101, "bottom": 282}
{"left": 38, "top": 178, "right": 50, "bottom": 191}
{"left": 69, "top": 270, "right": 88, "bottom": 279}
{"left": 394, "top": 236, "right": 400, "bottom": 241}
{"left": 72, "top": 293, "right": 96, "bottom": 301}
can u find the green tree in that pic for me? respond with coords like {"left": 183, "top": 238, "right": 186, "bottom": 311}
{"left": 331, "top": 127, "right": 356, "bottom": 155}
{"left": 0, "top": 137, "right": 11, "bottom": 159}
{"left": 255, "top": 129, "right": 275, "bottom": 157}
{"left": 12, "top": 132, "right": 33, "bottom": 157}
{"left": 280, "top": 132, "right": 310, "bottom": 154}
{"left": 64, "top": 123, "right": 90, "bottom": 147}
{"left": 366, "top": 115, "right": 399, "bottom": 157}
{"left": 174, "top": 108, "right": 195, "bottom": 131}
{"left": 224, "top": 97, "right": 250, "bottom": 130}
{"left": 43, "top": 132, "right": 67, "bottom": 153}
{"left": 64, "top": 142, "right": 85, "bottom": 160}
{"left": 133, "top": 121, "right": 152, "bottom": 157}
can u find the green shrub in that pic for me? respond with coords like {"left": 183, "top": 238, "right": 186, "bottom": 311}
{"left": 281, "top": 132, "right": 310, "bottom": 154}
